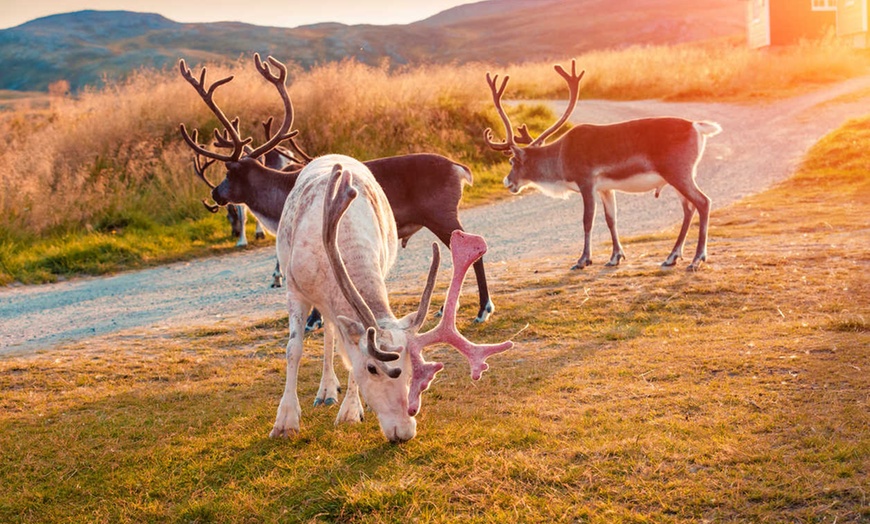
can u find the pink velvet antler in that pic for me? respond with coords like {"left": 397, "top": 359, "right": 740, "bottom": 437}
{"left": 405, "top": 230, "right": 514, "bottom": 415}
{"left": 419, "top": 231, "right": 514, "bottom": 379}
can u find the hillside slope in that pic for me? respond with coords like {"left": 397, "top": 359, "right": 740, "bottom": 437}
{"left": 0, "top": 0, "right": 744, "bottom": 92}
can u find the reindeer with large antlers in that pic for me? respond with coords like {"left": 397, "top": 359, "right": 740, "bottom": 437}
{"left": 484, "top": 60, "right": 722, "bottom": 271}
{"left": 180, "top": 54, "right": 496, "bottom": 322}
{"left": 270, "top": 154, "right": 512, "bottom": 442}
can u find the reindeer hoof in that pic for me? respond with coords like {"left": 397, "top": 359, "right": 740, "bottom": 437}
{"left": 314, "top": 397, "right": 337, "bottom": 407}
{"left": 255, "top": 232, "right": 266, "bottom": 240}
{"left": 686, "top": 255, "right": 706, "bottom": 272}
{"left": 570, "top": 259, "right": 592, "bottom": 270}
{"left": 473, "top": 300, "right": 495, "bottom": 323}
{"left": 662, "top": 253, "right": 682, "bottom": 268}
{"left": 305, "top": 316, "right": 323, "bottom": 333}
{"left": 686, "top": 261, "right": 704, "bottom": 272}
{"left": 268, "top": 426, "right": 299, "bottom": 438}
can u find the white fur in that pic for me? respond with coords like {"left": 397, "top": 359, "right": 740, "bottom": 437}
{"left": 527, "top": 179, "right": 580, "bottom": 199}
{"left": 271, "top": 154, "right": 418, "bottom": 442}
{"left": 453, "top": 163, "right": 474, "bottom": 186}
{"left": 694, "top": 121, "right": 722, "bottom": 137}
{"left": 596, "top": 172, "right": 667, "bottom": 194}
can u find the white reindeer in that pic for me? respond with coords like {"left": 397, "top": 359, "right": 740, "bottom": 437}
{"left": 484, "top": 60, "right": 722, "bottom": 271}
{"left": 271, "top": 154, "right": 512, "bottom": 442}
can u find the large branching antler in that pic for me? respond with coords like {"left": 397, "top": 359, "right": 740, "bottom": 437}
{"left": 483, "top": 59, "right": 585, "bottom": 150}
{"left": 529, "top": 59, "right": 585, "bottom": 147}
{"left": 322, "top": 164, "right": 401, "bottom": 367}
{"left": 247, "top": 54, "right": 299, "bottom": 160}
{"left": 179, "top": 54, "right": 300, "bottom": 165}
{"left": 191, "top": 147, "right": 221, "bottom": 213}
{"left": 178, "top": 59, "right": 251, "bottom": 162}
{"left": 483, "top": 72, "right": 515, "bottom": 152}
{"left": 262, "top": 117, "right": 312, "bottom": 167}
{"left": 405, "top": 231, "right": 514, "bottom": 416}
{"left": 416, "top": 231, "right": 514, "bottom": 378}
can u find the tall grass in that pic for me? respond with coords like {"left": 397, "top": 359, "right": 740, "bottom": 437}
{"left": 0, "top": 37, "right": 868, "bottom": 284}
{"left": 501, "top": 36, "right": 870, "bottom": 101}
{"left": 0, "top": 59, "right": 502, "bottom": 241}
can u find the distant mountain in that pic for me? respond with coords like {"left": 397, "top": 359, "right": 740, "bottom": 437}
{"left": 0, "top": 0, "right": 744, "bottom": 92}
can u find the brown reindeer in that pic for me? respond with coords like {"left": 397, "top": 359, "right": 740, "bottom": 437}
{"left": 180, "top": 54, "right": 494, "bottom": 323}
{"left": 484, "top": 60, "right": 722, "bottom": 271}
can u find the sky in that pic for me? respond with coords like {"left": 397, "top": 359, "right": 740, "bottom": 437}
{"left": 0, "top": 0, "right": 474, "bottom": 30}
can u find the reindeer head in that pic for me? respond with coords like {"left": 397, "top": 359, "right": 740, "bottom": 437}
{"left": 179, "top": 54, "right": 310, "bottom": 212}
{"left": 483, "top": 60, "right": 585, "bottom": 194}
{"left": 323, "top": 165, "right": 513, "bottom": 442}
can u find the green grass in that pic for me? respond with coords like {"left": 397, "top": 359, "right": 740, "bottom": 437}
{"left": 0, "top": 212, "right": 267, "bottom": 286}
{"left": 1, "top": 114, "right": 867, "bottom": 523}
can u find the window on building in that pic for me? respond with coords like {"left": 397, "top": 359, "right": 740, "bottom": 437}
{"left": 811, "top": 0, "right": 837, "bottom": 10}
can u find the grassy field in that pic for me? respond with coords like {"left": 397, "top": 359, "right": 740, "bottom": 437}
{"left": 1, "top": 110, "right": 867, "bottom": 522}
{"left": 1, "top": 37, "right": 869, "bottom": 285}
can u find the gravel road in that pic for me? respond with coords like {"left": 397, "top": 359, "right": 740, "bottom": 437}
{"left": 3, "top": 76, "right": 870, "bottom": 354}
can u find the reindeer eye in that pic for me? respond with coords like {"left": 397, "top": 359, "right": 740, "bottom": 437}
{"left": 366, "top": 364, "right": 379, "bottom": 375}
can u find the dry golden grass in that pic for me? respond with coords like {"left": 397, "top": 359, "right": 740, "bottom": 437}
{"left": 501, "top": 36, "right": 870, "bottom": 102}
{"left": 0, "top": 108, "right": 867, "bottom": 523}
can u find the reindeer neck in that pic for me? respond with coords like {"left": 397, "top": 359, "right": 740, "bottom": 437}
{"left": 244, "top": 166, "right": 299, "bottom": 231}
{"left": 527, "top": 144, "right": 565, "bottom": 183}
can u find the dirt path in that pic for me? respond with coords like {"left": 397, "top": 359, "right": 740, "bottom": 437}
{"left": 3, "top": 77, "right": 870, "bottom": 354}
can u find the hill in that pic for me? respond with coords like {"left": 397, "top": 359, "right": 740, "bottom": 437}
{"left": 0, "top": 0, "right": 744, "bottom": 92}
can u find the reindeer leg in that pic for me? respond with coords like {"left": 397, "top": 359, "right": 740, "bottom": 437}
{"left": 687, "top": 189, "right": 711, "bottom": 272}
{"left": 600, "top": 190, "right": 625, "bottom": 267}
{"left": 572, "top": 187, "right": 596, "bottom": 270}
{"left": 336, "top": 374, "right": 365, "bottom": 425}
{"left": 667, "top": 177, "right": 711, "bottom": 271}
{"left": 314, "top": 322, "right": 340, "bottom": 406}
{"left": 254, "top": 219, "right": 266, "bottom": 240}
{"left": 270, "top": 259, "right": 284, "bottom": 288}
{"left": 236, "top": 205, "right": 249, "bottom": 248}
{"left": 663, "top": 196, "right": 694, "bottom": 268}
{"left": 471, "top": 257, "right": 494, "bottom": 323}
{"left": 269, "top": 298, "right": 308, "bottom": 438}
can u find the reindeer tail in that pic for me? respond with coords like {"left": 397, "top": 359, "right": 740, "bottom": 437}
{"left": 694, "top": 121, "right": 722, "bottom": 137}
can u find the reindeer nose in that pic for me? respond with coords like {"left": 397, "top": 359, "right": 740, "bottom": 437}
{"left": 390, "top": 426, "right": 416, "bottom": 443}
{"left": 211, "top": 188, "right": 228, "bottom": 206}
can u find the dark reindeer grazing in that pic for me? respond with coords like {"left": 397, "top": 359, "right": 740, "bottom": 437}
{"left": 484, "top": 60, "right": 722, "bottom": 271}
{"left": 180, "top": 54, "right": 495, "bottom": 322}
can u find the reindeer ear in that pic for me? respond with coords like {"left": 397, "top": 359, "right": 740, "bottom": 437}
{"left": 396, "top": 312, "right": 417, "bottom": 331}
{"left": 336, "top": 315, "right": 365, "bottom": 344}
